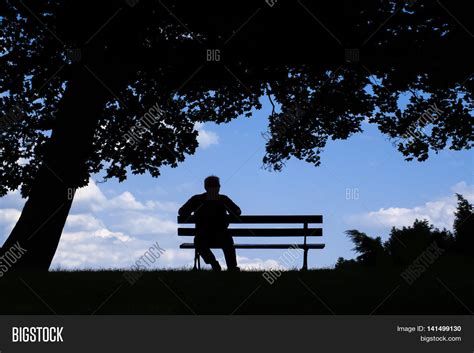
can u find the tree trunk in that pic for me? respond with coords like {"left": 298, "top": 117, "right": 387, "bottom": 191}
{"left": 1, "top": 64, "right": 111, "bottom": 271}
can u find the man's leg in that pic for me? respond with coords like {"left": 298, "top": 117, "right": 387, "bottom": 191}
{"left": 220, "top": 233, "right": 238, "bottom": 270}
{"left": 194, "top": 236, "right": 221, "bottom": 271}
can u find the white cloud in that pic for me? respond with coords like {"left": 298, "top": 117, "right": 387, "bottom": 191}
{"left": 0, "top": 208, "right": 21, "bottom": 224}
{"left": 196, "top": 254, "right": 284, "bottom": 271}
{"left": 159, "top": 249, "right": 195, "bottom": 266}
{"left": 73, "top": 180, "right": 107, "bottom": 212}
{"left": 66, "top": 213, "right": 105, "bottom": 231}
{"left": 0, "top": 180, "right": 186, "bottom": 269}
{"left": 73, "top": 180, "right": 179, "bottom": 214}
{"left": 53, "top": 180, "right": 183, "bottom": 268}
{"left": 452, "top": 181, "right": 474, "bottom": 199}
{"left": 347, "top": 181, "right": 474, "bottom": 230}
{"left": 236, "top": 256, "right": 282, "bottom": 270}
{"left": 106, "top": 191, "right": 147, "bottom": 211}
{"left": 195, "top": 122, "right": 219, "bottom": 148}
{"left": 113, "top": 213, "right": 177, "bottom": 236}
{"left": 0, "top": 208, "right": 21, "bottom": 236}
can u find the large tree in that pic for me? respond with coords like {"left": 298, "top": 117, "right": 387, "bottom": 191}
{"left": 0, "top": 0, "right": 472, "bottom": 270}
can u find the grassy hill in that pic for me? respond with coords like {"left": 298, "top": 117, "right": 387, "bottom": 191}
{"left": 1, "top": 256, "right": 472, "bottom": 314}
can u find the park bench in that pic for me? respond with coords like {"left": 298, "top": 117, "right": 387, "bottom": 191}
{"left": 178, "top": 215, "right": 325, "bottom": 270}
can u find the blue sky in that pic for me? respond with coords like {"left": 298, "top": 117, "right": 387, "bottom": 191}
{"left": 0, "top": 98, "right": 472, "bottom": 270}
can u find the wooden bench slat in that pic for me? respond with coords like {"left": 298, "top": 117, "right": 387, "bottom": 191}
{"left": 178, "top": 228, "right": 323, "bottom": 237}
{"left": 180, "top": 243, "right": 325, "bottom": 249}
{"left": 178, "top": 214, "right": 325, "bottom": 270}
{"left": 177, "top": 215, "right": 323, "bottom": 224}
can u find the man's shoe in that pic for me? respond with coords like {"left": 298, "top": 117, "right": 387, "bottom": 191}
{"left": 211, "top": 261, "right": 222, "bottom": 272}
{"left": 227, "top": 266, "right": 240, "bottom": 272}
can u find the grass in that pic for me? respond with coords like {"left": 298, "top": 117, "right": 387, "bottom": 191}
{"left": 0, "top": 256, "right": 472, "bottom": 315}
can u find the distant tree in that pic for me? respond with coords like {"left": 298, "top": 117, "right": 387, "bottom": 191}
{"left": 345, "top": 230, "right": 389, "bottom": 267}
{"left": 384, "top": 219, "right": 453, "bottom": 266}
{"left": 453, "top": 194, "right": 474, "bottom": 254}
{"left": 1, "top": 1, "right": 472, "bottom": 269}
{"left": 335, "top": 256, "right": 357, "bottom": 270}
{"left": 342, "top": 211, "right": 457, "bottom": 268}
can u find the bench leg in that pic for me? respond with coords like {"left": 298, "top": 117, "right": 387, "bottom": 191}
{"left": 301, "top": 248, "right": 308, "bottom": 271}
{"left": 193, "top": 250, "right": 199, "bottom": 270}
{"left": 193, "top": 250, "right": 202, "bottom": 270}
{"left": 302, "top": 226, "right": 308, "bottom": 271}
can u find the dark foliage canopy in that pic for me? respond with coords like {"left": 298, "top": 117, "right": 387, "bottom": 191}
{"left": 1, "top": 0, "right": 472, "bottom": 196}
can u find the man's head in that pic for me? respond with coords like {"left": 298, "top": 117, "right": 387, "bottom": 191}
{"left": 204, "top": 175, "right": 220, "bottom": 194}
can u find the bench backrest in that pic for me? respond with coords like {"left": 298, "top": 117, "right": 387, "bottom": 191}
{"left": 177, "top": 215, "right": 323, "bottom": 237}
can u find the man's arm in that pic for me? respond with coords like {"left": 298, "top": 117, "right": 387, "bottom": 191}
{"left": 223, "top": 195, "right": 241, "bottom": 216}
{"left": 178, "top": 195, "right": 200, "bottom": 217}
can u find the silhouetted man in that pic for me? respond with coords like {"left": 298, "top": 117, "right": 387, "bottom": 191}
{"left": 179, "top": 176, "right": 241, "bottom": 271}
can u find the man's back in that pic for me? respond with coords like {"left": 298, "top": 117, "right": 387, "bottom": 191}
{"left": 178, "top": 193, "right": 241, "bottom": 233}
